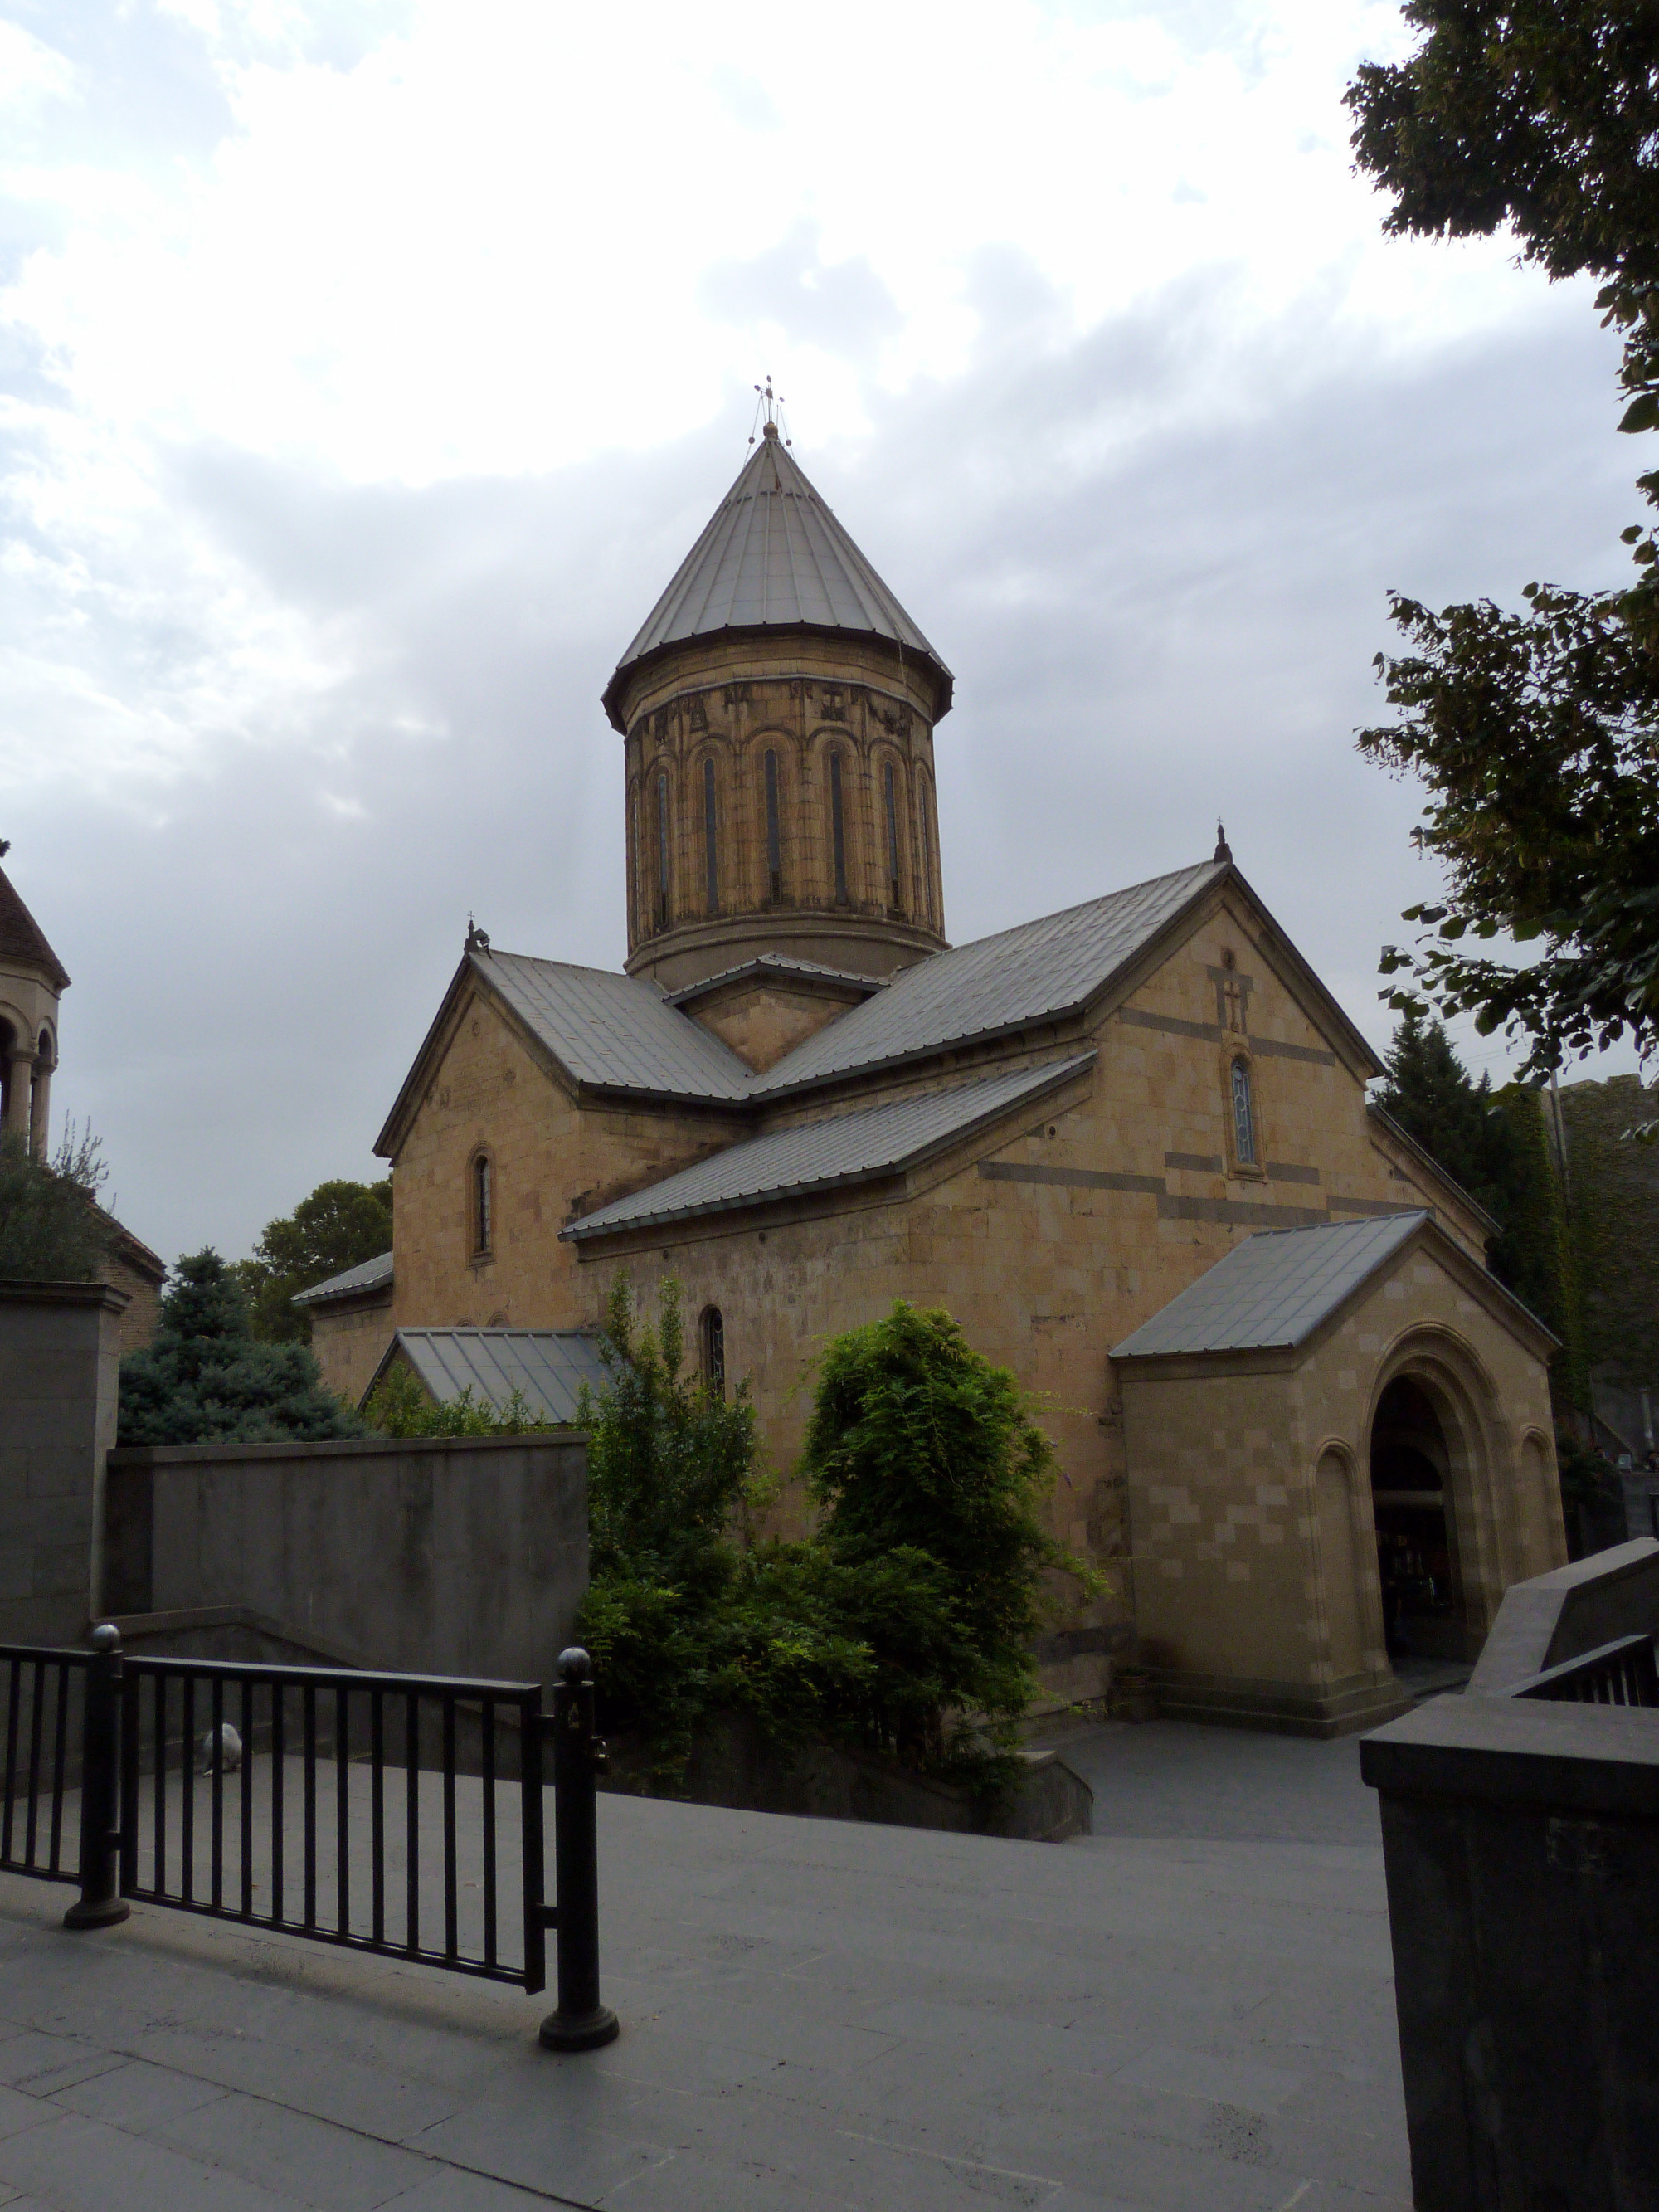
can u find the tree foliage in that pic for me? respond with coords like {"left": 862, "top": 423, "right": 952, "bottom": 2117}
{"left": 575, "top": 1284, "right": 1092, "bottom": 1797}
{"left": 119, "top": 1250, "right": 367, "bottom": 1446}
{"left": 1558, "top": 1073, "right": 1659, "bottom": 1387}
{"left": 0, "top": 1125, "right": 110, "bottom": 1284}
{"left": 233, "top": 1178, "right": 393, "bottom": 1342}
{"left": 800, "top": 1302, "right": 1094, "bottom": 1766}
{"left": 362, "top": 1361, "right": 552, "bottom": 1436}
{"left": 1347, "top": 5, "right": 1659, "bottom": 1070}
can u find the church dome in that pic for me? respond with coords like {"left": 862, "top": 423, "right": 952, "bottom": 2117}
{"left": 602, "top": 425, "right": 952, "bottom": 734}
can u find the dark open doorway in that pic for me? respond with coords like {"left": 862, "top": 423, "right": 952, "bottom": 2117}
{"left": 1370, "top": 1375, "right": 1467, "bottom": 1662}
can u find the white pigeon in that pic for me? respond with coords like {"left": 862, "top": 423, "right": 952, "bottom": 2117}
{"left": 197, "top": 1722, "right": 243, "bottom": 1775}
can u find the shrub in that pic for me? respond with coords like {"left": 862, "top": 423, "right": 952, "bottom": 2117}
{"left": 362, "top": 1361, "right": 551, "bottom": 1436}
{"left": 0, "top": 1124, "right": 110, "bottom": 1283}
{"left": 801, "top": 1301, "right": 1097, "bottom": 1777}
{"left": 118, "top": 1250, "right": 367, "bottom": 1445}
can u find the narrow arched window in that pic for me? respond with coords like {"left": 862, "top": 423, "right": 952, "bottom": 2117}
{"left": 703, "top": 755, "right": 718, "bottom": 914}
{"left": 918, "top": 779, "right": 935, "bottom": 927}
{"left": 630, "top": 793, "right": 640, "bottom": 929}
{"left": 1231, "top": 1058, "right": 1256, "bottom": 1167}
{"left": 655, "top": 772, "right": 669, "bottom": 927}
{"left": 701, "top": 1305, "right": 726, "bottom": 1396}
{"left": 883, "top": 760, "right": 902, "bottom": 912}
{"left": 764, "top": 748, "right": 782, "bottom": 900}
{"left": 830, "top": 750, "right": 849, "bottom": 905}
{"left": 471, "top": 1152, "right": 494, "bottom": 1257}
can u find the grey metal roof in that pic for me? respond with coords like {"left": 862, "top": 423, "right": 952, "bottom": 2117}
{"left": 749, "top": 861, "right": 1227, "bottom": 1097}
{"left": 1111, "top": 1212, "right": 1429, "bottom": 1359}
{"left": 380, "top": 1328, "right": 607, "bottom": 1421}
{"left": 485, "top": 949, "right": 754, "bottom": 1102}
{"left": 603, "top": 429, "right": 952, "bottom": 729}
{"left": 564, "top": 1053, "right": 1096, "bottom": 1240}
{"left": 292, "top": 1250, "right": 394, "bottom": 1307}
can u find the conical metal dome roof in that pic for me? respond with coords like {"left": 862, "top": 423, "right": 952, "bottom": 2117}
{"left": 602, "top": 426, "right": 952, "bottom": 731}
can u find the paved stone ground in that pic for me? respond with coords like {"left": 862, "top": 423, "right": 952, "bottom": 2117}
{"left": 0, "top": 1720, "right": 1411, "bottom": 2212}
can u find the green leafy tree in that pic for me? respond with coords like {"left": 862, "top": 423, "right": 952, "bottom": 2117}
{"left": 1559, "top": 1074, "right": 1659, "bottom": 1387}
{"left": 800, "top": 1302, "right": 1096, "bottom": 1771}
{"left": 119, "top": 1250, "right": 367, "bottom": 1445}
{"left": 0, "top": 1124, "right": 110, "bottom": 1283}
{"left": 234, "top": 1178, "right": 393, "bottom": 1342}
{"left": 1346, "top": 7, "right": 1659, "bottom": 1069}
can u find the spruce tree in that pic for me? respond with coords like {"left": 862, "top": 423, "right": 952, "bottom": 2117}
{"left": 119, "top": 1250, "right": 365, "bottom": 1445}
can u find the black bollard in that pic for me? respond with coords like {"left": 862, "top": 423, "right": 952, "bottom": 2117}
{"left": 63, "top": 1624, "right": 129, "bottom": 1931}
{"left": 538, "top": 1647, "right": 619, "bottom": 2052}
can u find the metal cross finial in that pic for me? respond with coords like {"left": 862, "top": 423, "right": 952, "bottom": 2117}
{"left": 1214, "top": 821, "right": 1233, "bottom": 865}
{"left": 749, "top": 377, "right": 791, "bottom": 446}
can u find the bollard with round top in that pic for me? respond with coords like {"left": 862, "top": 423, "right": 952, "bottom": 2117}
{"left": 63, "top": 1622, "right": 130, "bottom": 1931}
{"left": 538, "top": 1646, "right": 620, "bottom": 2052}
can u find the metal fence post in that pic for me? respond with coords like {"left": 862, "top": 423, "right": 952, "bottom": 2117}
{"left": 538, "top": 1647, "right": 618, "bottom": 2052}
{"left": 63, "top": 1624, "right": 129, "bottom": 1931}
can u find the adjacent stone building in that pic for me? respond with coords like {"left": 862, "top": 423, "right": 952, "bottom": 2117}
{"left": 308, "top": 418, "right": 1568, "bottom": 1733}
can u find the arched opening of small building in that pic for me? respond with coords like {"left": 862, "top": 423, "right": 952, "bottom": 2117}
{"left": 1370, "top": 1375, "right": 1466, "bottom": 1662}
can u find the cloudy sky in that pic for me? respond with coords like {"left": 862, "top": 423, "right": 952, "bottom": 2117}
{"left": 0, "top": 0, "right": 1644, "bottom": 1267}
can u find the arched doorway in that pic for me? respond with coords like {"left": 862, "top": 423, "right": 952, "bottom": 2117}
{"left": 1370, "top": 1375, "right": 1467, "bottom": 1662}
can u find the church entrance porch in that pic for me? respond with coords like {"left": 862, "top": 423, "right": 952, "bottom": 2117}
{"left": 1112, "top": 1211, "right": 1566, "bottom": 1737}
{"left": 1370, "top": 1374, "right": 1468, "bottom": 1663}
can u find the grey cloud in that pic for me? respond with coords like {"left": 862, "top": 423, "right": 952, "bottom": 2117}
{"left": 699, "top": 221, "right": 902, "bottom": 358}
{"left": 2, "top": 272, "right": 1639, "bottom": 1268}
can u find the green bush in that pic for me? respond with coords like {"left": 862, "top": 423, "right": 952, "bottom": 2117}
{"left": 232, "top": 1177, "right": 394, "bottom": 1343}
{"left": 577, "top": 1285, "right": 1093, "bottom": 1800}
{"left": 362, "top": 1361, "right": 551, "bottom": 1436}
{"left": 118, "top": 1250, "right": 367, "bottom": 1446}
{"left": 0, "top": 1124, "right": 110, "bottom": 1284}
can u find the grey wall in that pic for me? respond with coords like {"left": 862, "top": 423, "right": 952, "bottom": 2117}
{"left": 1360, "top": 1696, "right": 1659, "bottom": 2212}
{"left": 105, "top": 1432, "right": 588, "bottom": 1686}
{"left": 0, "top": 1282, "right": 128, "bottom": 1644}
{"left": 1467, "top": 1537, "right": 1659, "bottom": 1693}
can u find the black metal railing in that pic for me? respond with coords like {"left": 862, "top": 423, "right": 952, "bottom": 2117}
{"left": 1510, "top": 1633, "right": 1659, "bottom": 1708}
{"left": 0, "top": 1629, "right": 615, "bottom": 2048}
{"left": 0, "top": 1642, "right": 88, "bottom": 1887}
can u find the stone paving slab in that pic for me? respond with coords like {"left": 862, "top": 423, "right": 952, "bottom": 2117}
{"left": 0, "top": 1722, "right": 1410, "bottom": 2210}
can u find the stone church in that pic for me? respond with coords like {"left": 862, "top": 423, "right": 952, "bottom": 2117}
{"left": 306, "top": 420, "right": 1568, "bottom": 1735}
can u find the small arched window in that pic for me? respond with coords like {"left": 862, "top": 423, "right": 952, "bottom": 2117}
{"left": 917, "top": 777, "right": 935, "bottom": 927}
{"left": 471, "top": 1152, "right": 494, "bottom": 1257}
{"left": 1230, "top": 1057, "right": 1257, "bottom": 1167}
{"left": 764, "top": 748, "right": 783, "bottom": 901}
{"left": 829, "top": 750, "right": 849, "bottom": 905}
{"left": 703, "top": 756, "right": 718, "bottom": 914}
{"left": 883, "top": 760, "right": 902, "bottom": 912}
{"left": 700, "top": 1305, "right": 726, "bottom": 1397}
{"left": 655, "top": 772, "right": 670, "bottom": 927}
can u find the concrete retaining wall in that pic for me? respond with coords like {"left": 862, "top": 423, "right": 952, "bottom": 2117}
{"left": 1467, "top": 1537, "right": 1659, "bottom": 1693}
{"left": 0, "top": 1280, "right": 127, "bottom": 1643}
{"left": 104, "top": 1432, "right": 588, "bottom": 1685}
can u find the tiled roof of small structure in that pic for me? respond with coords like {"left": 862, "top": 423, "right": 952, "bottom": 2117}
{"left": 293, "top": 1250, "right": 395, "bottom": 1307}
{"left": 602, "top": 430, "right": 952, "bottom": 729}
{"left": 377, "top": 1328, "right": 606, "bottom": 1422}
{"left": 564, "top": 1053, "right": 1096, "bottom": 1240}
{"left": 663, "top": 953, "right": 888, "bottom": 1008}
{"left": 1111, "top": 1212, "right": 1429, "bottom": 1359}
{"left": 0, "top": 865, "right": 69, "bottom": 993}
{"left": 746, "top": 860, "right": 1228, "bottom": 1097}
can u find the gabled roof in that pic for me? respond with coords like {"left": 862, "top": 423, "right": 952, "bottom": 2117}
{"left": 1112, "top": 1211, "right": 1429, "bottom": 1358}
{"left": 603, "top": 428, "right": 952, "bottom": 730}
{"left": 293, "top": 1250, "right": 395, "bottom": 1308}
{"left": 0, "top": 864, "right": 69, "bottom": 994}
{"left": 370, "top": 1328, "right": 606, "bottom": 1421}
{"left": 486, "top": 951, "right": 755, "bottom": 1101}
{"left": 746, "top": 860, "right": 1230, "bottom": 1097}
{"left": 663, "top": 953, "right": 887, "bottom": 1010}
{"left": 564, "top": 1053, "right": 1097, "bottom": 1241}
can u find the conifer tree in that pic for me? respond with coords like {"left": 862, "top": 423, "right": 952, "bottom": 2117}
{"left": 119, "top": 1250, "right": 364, "bottom": 1445}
